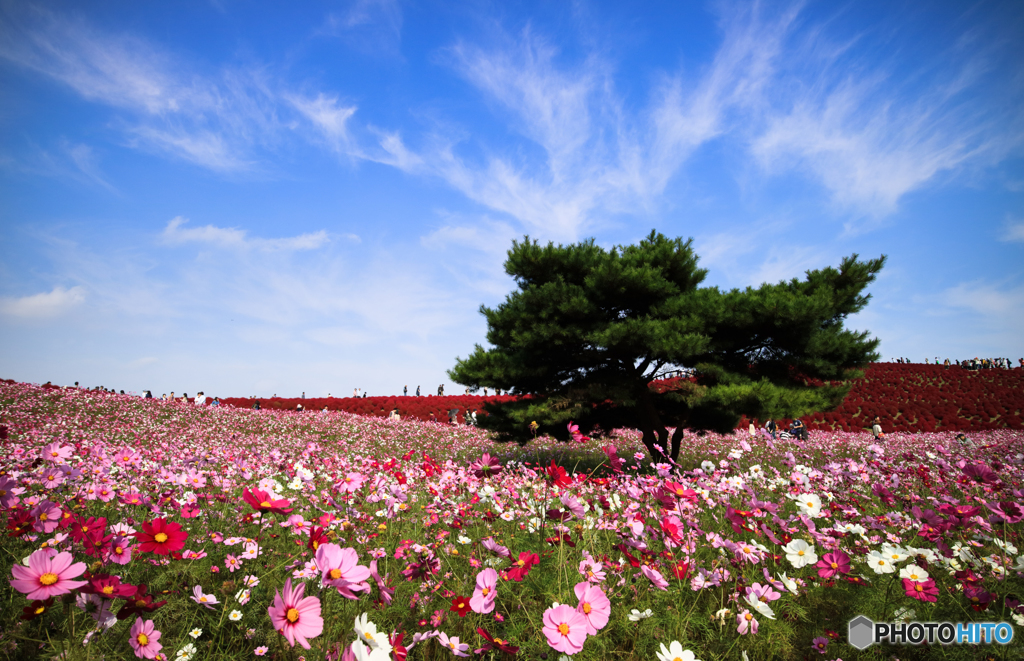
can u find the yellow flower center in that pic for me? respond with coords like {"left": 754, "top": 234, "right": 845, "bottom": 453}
{"left": 830, "top": 562, "right": 838, "bottom": 569}
{"left": 154, "top": 532, "right": 168, "bottom": 543}
{"left": 915, "top": 584, "right": 923, "bottom": 593}
{"left": 39, "top": 513, "right": 48, "bottom": 521}
{"left": 286, "top": 608, "right": 299, "bottom": 623}
{"left": 582, "top": 602, "right": 592, "bottom": 614}
{"left": 102, "top": 586, "right": 114, "bottom": 595}
{"left": 35, "top": 605, "right": 46, "bottom": 614}
{"left": 137, "top": 633, "right": 148, "bottom": 646}
{"left": 261, "top": 501, "right": 272, "bottom": 507}
{"left": 39, "top": 573, "right": 58, "bottom": 586}
{"left": 797, "top": 550, "right": 805, "bottom": 556}
{"left": 115, "top": 547, "right": 124, "bottom": 554}
{"left": 330, "top": 569, "right": 342, "bottom": 580}
{"left": 806, "top": 502, "right": 814, "bottom": 507}
{"left": 482, "top": 587, "right": 490, "bottom": 596}
{"left": 558, "top": 623, "right": 570, "bottom": 635}
{"left": 745, "top": 612, "right": 753, "bottom": 621}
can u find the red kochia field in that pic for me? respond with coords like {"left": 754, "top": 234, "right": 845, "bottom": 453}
{"left": 220, "top": 363, "right": 1024, "bottom": 433}
{"left": 1, "top": 379, "right": 1023, "bottom": 661}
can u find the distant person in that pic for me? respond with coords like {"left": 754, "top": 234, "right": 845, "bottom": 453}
{"left": 252, "top": 400, "right": 261, "bottom": 410}
{"left": 170, "top": 391, "right": 176, "bottom": 401}
{"left": 871, "top": 416, "right": 882, "bottom": 439}
{"left": 429, "top": 412, "right": 436, "bottom": 423}
{"left": 302, "top": 391, "right": 305, "bottom": 399}
{"left": 354, "top": 388, "right": 359, "bottom": 397}
{"left": 211, "top": 397, "right": 220, "bottom": 406}
{"left": 483, "top": 388, "right": 488, "bottom": 396}
{"left": 389, "top": 409, "right": 400, "bottom": 421}
{"left": 194, "top": 392, "right": 205, "bottom": 405}
{"left": 404, "top": 385, "right": 408, "bottom": 396}
{"left": 296, "top": 403, "right": 304, "bottom": 412}
{"left": 416, "top": 385, "right": 421, "bottom": 396}
{"left": 448, "top": 408, "right": 458, "bottom": 424}
{"left": 181, "top": 393, "right": 189, "bottom": 403}
{"left": 790, "top": 418, "right": 806, "bottom": 441}
{"left": 438, "top": 384, "right": 444, "bottom": 396}
{"left": 144, "top": 390, "right": 152, "bottom": 399}
{"left": 362, "top": 392, "right": 367, "bottom": 398}
{"left": 764, "top": 419, "right": 777, "bottom": 439}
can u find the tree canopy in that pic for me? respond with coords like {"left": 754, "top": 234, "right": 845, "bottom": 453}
{"left": 448, "top": 230, "right": 886, "bottom": 462}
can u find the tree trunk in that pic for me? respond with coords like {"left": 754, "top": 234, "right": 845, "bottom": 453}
{"left": 670, "top": 425, "right": 686, "bottom": 462}
{"left": 634, "top": 385, "right": 669, "bottom": 462}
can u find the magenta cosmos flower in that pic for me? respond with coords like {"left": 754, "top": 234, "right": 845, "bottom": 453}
{"left": 469, "top": 568, "right": 498, "bottom": 614}
{"left": 10, "top": 549, "right": 87, "bottom": 600}
{"left": 268, "top": 577, "right": 323, "bottom": 649}
{"left": 815, "top": 551, "right": 851, "bottom": 578}
{"left": 542, "top": 604, "right": 589, "bottom": 655}
{"left": 129, "top": 617, "right": 162, "bottom": 659}
{"left": 574, "top": 582, "right": 610, "bottom": 635}
{"left": 903, "top": 578, "right": 939, "bottom": 602}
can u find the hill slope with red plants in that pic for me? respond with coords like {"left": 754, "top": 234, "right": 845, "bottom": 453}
{"left": 217, "top": 363, "right": 1022, "bottom": 433}
{"left": 799, "top": 362, "right": 1023, "bottom": 433}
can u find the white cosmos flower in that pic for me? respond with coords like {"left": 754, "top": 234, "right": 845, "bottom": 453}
{"left": 229, "top": 610, "right": 243, "bottom": 621}
{"left": 656, "top": 640, "right": 700, "bottom": 661}
{"left": 899, "top": 564, "right": 929, "bottom": 582}
{"left": 881, "top": 545, "right": 909, "bottom": 563}
{"left": 778, "top": 572, "right": 798, "bottom": 594}
{"left": 783, "top": 539, "right": 817, "bottom": 569}
{"left": 627, "top": 608, "right": 653, "bottom": 621}
{"left": 866, "top": 551, "right": 895, "bottom": 574}
{"left": 796, "top": 493, "right": 822, "bottom": 517}
{"left": 745, "top": 593, "right": 776, "bottom": 620}
{"left": 353, "top": 613, "right": 392, "bottom": 655}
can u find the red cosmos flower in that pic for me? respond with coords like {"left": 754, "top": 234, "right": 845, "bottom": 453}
{"left": 663, "top": 481, "right": 698, "bottom": 503}
{"left": 116, "top": 585, "right": 167, "bottom": 620}
{"left": 450, "top": 595, "right": 472, "bottom": 617}
{"left": 69, "top": 516, "right": 107, "bottom": 544}
{"left": 903, "top": 578, "right": 938, "bottom": 602}
{"left": 135, "top": 518, "right": 188, "bottom": 556}
{"left": 242, "top": 488, "right": 293, "bottom": 515}
{"left": 545, "top": 462, "right": 572, "bottom": 489}
{"left": 389, "top": 632, "right": 408, "bottom": 661}
{"left": 672, "top": 560, "right": 690, "bottom": 580}
{"left": 307, "top": 526, "right": 330, "bottom": 552}
{"left": 506, "top": 552, "right": 539, "bottom": 582}
{"left": 475, "top": 627, "right": 519, "bottom": 655}
{"left": 21, "top": 597, "right": 55, "bottom": 621}
{"left": 81, "top": 574, "right": 138, "bottom": 600}
{"left": 83, "top": 529, "right": 114, "bottom": 558}
{"left": 7, "top": 508, "right": 34, "bottom": 537}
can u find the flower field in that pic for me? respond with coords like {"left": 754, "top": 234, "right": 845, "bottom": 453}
{"left": 2, "top": 379, "right": 1023, "bottom": 661}
{"left": 217, "top": 363, "right": 1024, "bottom": 433}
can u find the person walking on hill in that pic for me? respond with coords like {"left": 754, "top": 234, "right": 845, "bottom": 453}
{"left": 404, "top": 385, "right": 408, "bottom": 396}
{"left": 416, "top": 385, "right": 421, "bottom": 396}
{"left": 438, "top": 384, "right": 444, "bottom": 396}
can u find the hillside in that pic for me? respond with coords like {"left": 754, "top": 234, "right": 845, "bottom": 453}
{"left": 219, "top": 363, "right": 1023, "bottom": 433}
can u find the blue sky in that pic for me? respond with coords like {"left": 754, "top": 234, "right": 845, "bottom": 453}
{"left": 1, "top": 0, "right": 1022, "bottom": 398}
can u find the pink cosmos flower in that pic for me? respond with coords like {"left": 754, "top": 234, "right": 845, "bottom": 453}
{"left": 573, "top": 582, "right": 610, "bottom": 635}
{"left": 337, "top": 472, "right": 365, "bottom": 494}
{"left": 469, "top": 568, "right": 497, "bottom": 614}
{"left": 903, "top": 577, "right": 938, "bottom": 602}
{"left": 31, "top": 501, "right": 61, "bottom": 534}
{"left": 314, "top": 543, "right": 371, "bottom": 599}
{"left": 438, "top": 632, "right": 470, "bottom": 657}
{"left": 481, "top": 537, "right": 510, "bottom": 558}
{"left": 268, "top": 577, "right": 323, "bottom": 649}
{"left": 737, "top": 609, "right": 759, "bottom": 635}
{"left": 578, "top": 558, "right": 605, "bottom": 583}
{"left": 225, "top": 554, "right": 242, "bottom": 572}
{"left": 10, "top": 549, "right": 87, "bottom": 600}
{"left": 811, "top": 636, "right": 828, "bottom": 654}
{"left": 542, "top": 604, "right": 588, "bottom": 655}
{"left": 109, "top": 536, "right": 133, "bottom": 565}
{"left": 641, "top": 565, "right": 669, "bottom": 590}
{"left": 129, "top": 617, "right": 162, "bottom": 659}
{"left": 41, "top": 442, "right": 73, "bottom": 463}
{"left": 815, "top": 551, "right": 851, "bottom": 579}
{"left": 191, "top": 585, "right": 219, "bottom": 609}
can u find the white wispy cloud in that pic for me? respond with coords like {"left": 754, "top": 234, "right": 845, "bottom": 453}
{"left": 1001, "top": 216, "right": 1024, "bottom": 243}
{"left": 160, "top": 217, "right": 331, "bottom": 252}
{"left": 0, "top": 286, "right": 86, "bottom": 318}
{"left": 319, "top": 0, "right": 403, "bottom": 58}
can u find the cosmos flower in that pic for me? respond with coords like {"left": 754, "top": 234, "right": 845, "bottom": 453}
{"left": 129, "top": 617, "right": 162, "bottom": 659}
{"left": 10, "top": 549, "right": 87, "bottom": 600}
{"left": 542, "top": 604, "right": 588, "bottom": 655}
{"left": 268, "top": 578, "right": 323, "bottom": 649}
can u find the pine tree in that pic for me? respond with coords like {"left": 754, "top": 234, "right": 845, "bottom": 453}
{"left": 449, "top": 230, "right": 885, "bottom": 462}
